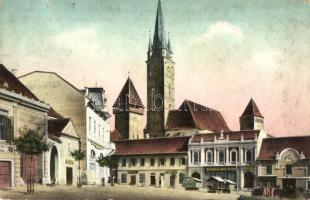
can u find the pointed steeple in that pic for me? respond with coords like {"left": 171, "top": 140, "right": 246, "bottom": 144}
{"left": 167, "top": 32, "right": 172, "bottom": 54}
{"left": 148, "top": 31, "right": 153, "bottom": 53}
{"left": 153, "top": 0, "right": 166, "bottom": 51}
{"left": 241, "top": 98, "right": 264, "bottom": 118}
{"left": 113, "top": 77, "right": 144, "bottom": 114}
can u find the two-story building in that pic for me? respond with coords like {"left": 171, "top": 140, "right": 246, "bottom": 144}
{"left": 187, "top": 99, "right": 269, "bottom": 190}
{"left": 188, "top": 129, "right": 268, "bottom": 190}
{"left": 113, "top": 137, "right": 190, "bottom": 188}
{"left": 0, "top": 64, "right": 50, "bottom": 188}
{"left": 19, "top": 71, "right": 115, "bottom": 185}
{"left": 257, "top": 136, "right": 310, "bottom": 191}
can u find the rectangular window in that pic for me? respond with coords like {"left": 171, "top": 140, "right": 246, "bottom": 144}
{"left": 307, "top": 181, "right": 310, "bottom": 190}
{"left": 180, "top": 157, "right": 186, "bottom": 165}
{"left": 0, "top": 115, "right": 7, "bottom": 140}
{"left": 159, "top": 158, "right": 165, "bottom": 166}
{"left": 122, "top": 159, "right": 126, "bottom": 167}
{"left": 89, "top": 163, "right": 96, "bottom": 170}
{"left": 98, "top": 124, "right": 101, "bottom": 138}
{"left": 266, "top": 164, "right": 272, "bottom": 175}
{"left": 308, "top": 163, "right": 310, "bottom": 176}
{"left": 286, "top": 165, "right": 292, "bottom": 175}
{"left": 88, "top": 117, "right": 91, "bottom": 132}
{"left": 139, "top": 173, "right": 145, "bottom": 184}
{"left": 130, "top": 159, "right": 137, "bottom": 167}
{"left": 121, "top": 174, "right": 127, "bottom": 183}
{"left": 140, "top": 158, "right": 145, "bottom": 167}
{"left": 170, "top": 158, "right": 175, "bottom": 166}
{"left": 94, "top": 120, "right": 96, "bottom": 136}
{"left": 150, "top": 158, "right": 155, "bottom": 166}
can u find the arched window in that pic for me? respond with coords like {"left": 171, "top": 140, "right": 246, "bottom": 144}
{"left": 207, "top": 151, "right": 213, "bottom": 163}
{"left": 219, "top": 151, "right": 225, "bottom": 163}
{"left": 246, "top": 150, "right": 252, "bottom": 162}
{"left": 90, "top": 150, "right": 96, "bottom": 158}
{"left": 231, "top": 151, "right": 237, "bottom": 163}
{"left": 99, "top": 153, "right": 104, "bottom": 159}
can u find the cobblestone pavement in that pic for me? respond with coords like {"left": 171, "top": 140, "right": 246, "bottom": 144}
{"left": 0, "top": 184, "right": 249, "bottom": 200}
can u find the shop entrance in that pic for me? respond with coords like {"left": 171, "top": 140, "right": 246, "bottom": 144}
{"left": 130, "top": 175, "right": 136, "bottom": 185}
{"left": 66, "top": 167, "right": 73, "bottom": 185}
{"left": 283, "top": 179, "right": 296, "bottom": 190}
{"left": 150, "top": 175, "right": 156, "bottom": 186}
{"left": 0, "top": 161, "right": 11, "bottom": 188}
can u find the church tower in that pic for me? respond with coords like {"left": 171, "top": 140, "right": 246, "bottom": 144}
{"left": 113, "top": 77, "right": 145, "bottom": 140}
{"left": 240, "top": 98, "right": 264, "bottom": 130}
{"left": 146, "top": 0, "right": 175, "bottom": 137}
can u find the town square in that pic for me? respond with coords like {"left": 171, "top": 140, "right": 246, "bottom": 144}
{"left": 1, "top": 0, "right": 310, "bottom": 199}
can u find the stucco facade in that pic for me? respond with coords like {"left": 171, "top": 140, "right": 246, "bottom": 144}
{"left": 0, "top": 87, "right": 49, "bottom": 188}
{"left": 19, "top": 72, "right": 115, "bottom": 185}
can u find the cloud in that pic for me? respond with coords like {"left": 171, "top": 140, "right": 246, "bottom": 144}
{"left": 196, "top": 21, "right": 244, "bottom": 43}
{"left": 53, "top": 24, "right": 101, "bottom": 55}
{"left": 251, "top": 48, "right": 283, "bottom": 71}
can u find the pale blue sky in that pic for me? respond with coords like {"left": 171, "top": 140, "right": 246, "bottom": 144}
{"left": 1, "top": 0, "right": 310, "bottom": 135}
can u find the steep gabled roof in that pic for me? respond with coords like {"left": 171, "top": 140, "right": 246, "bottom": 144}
{"left": 112, "top": 77, "right": 144, "bottom": 110}
{"left": 166, "top": 100, "right": 230, "bottom": 132}
{"left": 113, "top": 136, "right": 190, "bottom": 156}
{"left": 0, "top": 64, "right": 39, "bottom": 100}
{"left": 48, "top": 107, "right": 64, "bottom": 119}
{"left": 258, "top": 136, "right": 310, "bottom": 160}
{"left": 241, "top": 98, "right": 263, "bottom": 118}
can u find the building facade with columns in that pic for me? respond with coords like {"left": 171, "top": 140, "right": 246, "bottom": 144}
{"left": 187, "top": 98, "right": 269, "bottom": 190}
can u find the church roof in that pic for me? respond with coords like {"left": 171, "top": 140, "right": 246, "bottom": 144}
{"left": 166, "top": 100, "right": 230, "bottom": 132}
{"left": 113, "top": 136, "right": 190, "bottom": 156}
{"left": 112, "top": 77, "right": 144, "bottom": 110}
{"left": 241, "top": 98, "right": 263, "bottom": 118}
{"left": 0, "top": 64, "right": 39, "bottom": 100}
{"left": 258, "top": 136, "right": 310, "bottom": 160}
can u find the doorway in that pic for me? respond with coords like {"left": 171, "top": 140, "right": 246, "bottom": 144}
{"left": 150, "top": 175, "right": 156, "bottom": 186}
{"left": 66, "top": 167, "right": 73, "bottom": 185}
{"left": 130, "top": 175, "right": 136, "bottom": 185}
{"left": 0, "top": 161, "right": 11, "bottom": 188}
{"left": 244, "top": 172, "right": 254, "bottom": 188}
{"left": 50, "top": 146, "right": 59, "bottom": 184}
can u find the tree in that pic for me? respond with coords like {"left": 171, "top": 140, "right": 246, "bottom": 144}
{"left": 13, "top": 127, "right": 50, "bottom": 194}
{"left": 71, "top": 149, "right": 85, "bottom": 187}
{"left": 96, "top": 156, "right": 118, "bottom": 186}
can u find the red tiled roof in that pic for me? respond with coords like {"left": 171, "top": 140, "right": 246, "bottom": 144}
{"left": 48, "top": 118, "right": 70, "bottom": 136}
{"left": 110, "top": 129, "right": 123, "bottom": 141}
{"left": 241, "top": 98, "right": 263, "bottom": 118}
{"left": 166, "top": 100, "right": 230, "bottom": 132}
{"left": 191, "top": 130, "right": 260, "bottom": 143}
{"left": 113, "top": 137, "right": 190, "bottom": 156}
{"left": 0, "top": 64, "right": 39, "bottom": 100}
{"left": 258, "top": 136, "right": 310, "bottom": 160}
{"left": 112, "top": 77, "right": 144, "bottom": 111}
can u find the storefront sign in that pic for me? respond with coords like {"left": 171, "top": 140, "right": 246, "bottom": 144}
{"left": 65, "top": 159, "right": 74, "bottom": 165}
{"left": 205, "top": 167, "right": 236, "bottom": 172}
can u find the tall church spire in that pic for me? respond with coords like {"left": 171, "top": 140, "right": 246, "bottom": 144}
{"left": 153, "top": 0, "right": 166, "bottom": 51}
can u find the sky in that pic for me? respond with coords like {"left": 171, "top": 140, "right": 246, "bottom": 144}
{"left": 0, "top": 0, "right": 310, "bottom": 136}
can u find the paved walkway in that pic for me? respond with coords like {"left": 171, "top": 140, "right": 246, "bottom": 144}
{"left": 0, "top": 184, "right": 250, "bottom": 200}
